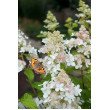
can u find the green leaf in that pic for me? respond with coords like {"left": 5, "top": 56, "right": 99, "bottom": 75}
{"left": 20, "top": 93, "right": 37, "bottom": 109}
{"left": 68, "top": 29, "right": 73, "bottom": 36}
{"left": 64, "top": 23, "right": 69, "bottom": 28}
{"left": 37, "top": 90, "right": 43, "bottom": 98}
{"left": 60, "top": 63, "right": 75, "bottom": 74}
{"left": 32, "top": 82, "right": 42, "bottom": 90}
{"left": 70, "top": 75, "right": 82, "bottom": 85}
{"left": 41, "top": 74, "right": 51, "bottom": 82}
{"left": 66, "top": 17, "right": 73, "bottom": 23}
{"left": 24, "top": 68, "right": 34, "bottom": 81}
{"left": 72, "top": 23, "right": 78, "bottom": 28}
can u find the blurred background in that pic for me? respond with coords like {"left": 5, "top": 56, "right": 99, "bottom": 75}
{"left": 18, "top": 0, "right": 91, "bottom": 38}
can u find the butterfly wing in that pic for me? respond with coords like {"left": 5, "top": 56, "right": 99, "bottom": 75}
{"left": 31, "top": 58, "right": 38, "bottom": 68}
{"left": 34, "top": 67, "right": 45, "bottom": 74}
{"left": 30, "top": 58, "right": 45, "bottom": 74}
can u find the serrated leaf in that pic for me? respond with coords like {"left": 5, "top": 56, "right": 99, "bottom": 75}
{"left": 24, "top": 68, "right": 34, "bottom": 81}
{"left": 20, "top": 93, "right": 37, "bottom": 109}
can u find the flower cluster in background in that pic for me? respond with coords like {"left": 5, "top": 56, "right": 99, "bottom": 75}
{"left": 75, "top": 0, "right": 91, "bottom": 33}
{"left": 76, "top": 0, "right": 91, "bottom": 19}
{"left": 18, "top": 0, "right": 91, "bottom": 109}
{"left": 44, "top": 11, "right": 59, "bottom": 31}
{"left": 18, "top": 29, "right": 38, "bottom": 56}
{"left": 63, "top": 25, "right": 91, "bottom": 69}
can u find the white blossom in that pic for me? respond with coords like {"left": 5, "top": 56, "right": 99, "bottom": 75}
{"left": 63, "top": 38, "right": 75, "bottom": 49}
{"left": 74, "top": 85, "right": 82, "bottom": 96}
{"left": 85, "top": 59, "right": 91, "bottom": 68}
{"left": 66, "top": 53, "right": 75, "bottom": 66}
{"left": 18, "top": 59, "right": 26, "bottom": 73}
{"left": 55, "top": 83, "right": 64, "bottom": 92}
{"left": 40, "top": 70, "right": 82, "bottom": 109}
{"left": 18, "top": 29, "right": 38, "bottom": 56}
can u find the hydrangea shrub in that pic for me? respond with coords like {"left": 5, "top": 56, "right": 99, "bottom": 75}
{"left": 18, "top": 0, "right": 91, "bottom": 109}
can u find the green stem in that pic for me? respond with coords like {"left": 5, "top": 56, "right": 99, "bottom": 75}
{"left": 81, "top": 69, "right": 85, "bottom": 89}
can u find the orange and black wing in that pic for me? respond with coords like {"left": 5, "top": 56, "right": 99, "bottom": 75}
{"left": 30, "top": 58, "right": 45, "bottom": 74}
{"left": 34, "top": 67, "right": 45, "bottom": 74}
{"left": 30, "top": 58, "right": 38, "bottom": 68}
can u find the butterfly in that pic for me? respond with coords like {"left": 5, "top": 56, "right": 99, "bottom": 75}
{"left": 30, "top": 58, "right": 45, "bottom": 74}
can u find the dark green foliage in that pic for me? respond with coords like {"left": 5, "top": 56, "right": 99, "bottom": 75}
{"left": 25, "top": 24, "right": 41, "bottom": 38}
{"left": 81, "top": 87, "right": 91, "bottom": 108}
{"left": 41, "top": 74, "right": 51, "bottom": 82}
{"left": 32, "top": 82, "right": 42, "bottom": 91}
{"left": 18, "top": 0, "right": 80, "bottom": 21}
{"left": 18, "top": 0, "right": 46, "bottom": 20}
{"left": 61, "top": 63, "right": 75, "bottom": 74}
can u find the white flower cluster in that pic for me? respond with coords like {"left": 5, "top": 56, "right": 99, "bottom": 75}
{"left": 38, "top": 31, "right": 64, "bottom": 54}
{"left": 36, "top": 28, "right": 83, "bottom": 108}
{"left": 44, "top": 11, "right": 59, "bottom": 31}
{"left": 37, "top": 69, "right": 82, "bottom": 109}
{"left": 76, "top": 0, "right": 91, "bottom": 20}
{"left": 35, "top": 11, "right": 84, "bottom": 108}
{"left": 76, "top": 25, "right": 91, "bottom": 57}
{"left": 75, "top": 25, "right": 91, "bottom": 68}
{"left": 18, "top": 29, "right": 28, "bottom": 49}
{"left": 39, "top": 30, "right": 75, "bottom": 73}
{"left": 64, "top": 25, "right": 91, "bottom": 69}
{"left": 18, "top": 29, "right": 38, "bottom": 56}
{"left": 75, "top": 0, "right": 91, "bottom": 31}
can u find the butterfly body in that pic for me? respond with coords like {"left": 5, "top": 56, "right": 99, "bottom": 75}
{"left": 30, "top": 58, "right": 45, "bottom": 74}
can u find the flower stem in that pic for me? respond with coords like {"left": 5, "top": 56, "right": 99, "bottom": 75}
{"left": 81, "top": 69, "right": 85, "bottom": 89}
